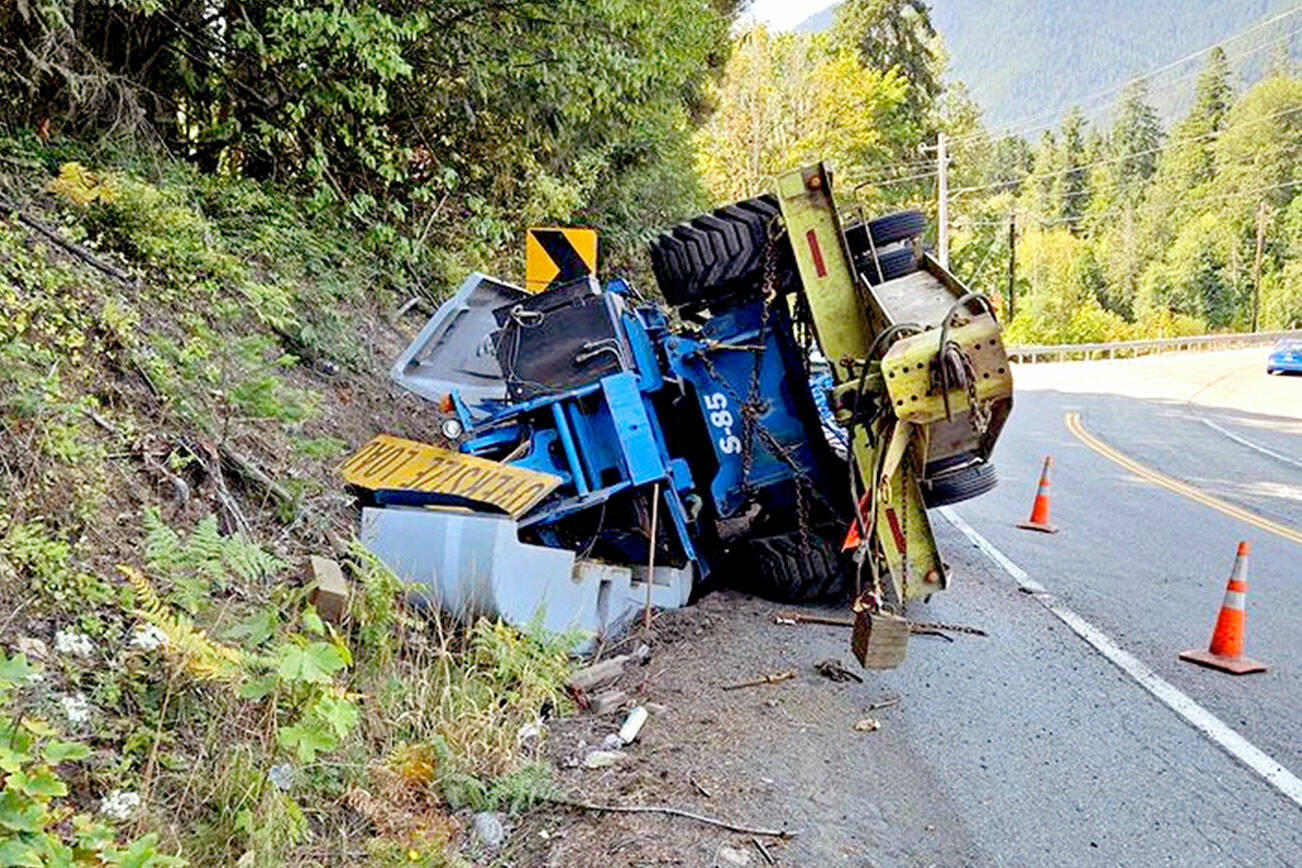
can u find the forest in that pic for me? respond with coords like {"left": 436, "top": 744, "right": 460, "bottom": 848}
{"left": 0, "top": 0, "right": 1299, "bottom": 865}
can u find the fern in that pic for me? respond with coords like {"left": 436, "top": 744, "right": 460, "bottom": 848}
{"left": 117, "top": 564, "right": 245, "bottom": 684}
{"left": 141, "top": 509, "right": 286, "bottom": 613}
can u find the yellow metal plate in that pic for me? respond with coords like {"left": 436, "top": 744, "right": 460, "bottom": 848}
{"left": 338, "top": 434, "right": 561, "bottom": 518}
{"left": 525, "top": 227, "right": 598, "bottom": 293}
{"left": 881, "top": 315, "right": 1012, "bottom": 425}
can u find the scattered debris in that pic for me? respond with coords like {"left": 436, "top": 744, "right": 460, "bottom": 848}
{"left": 267, "top": 763, "right": 294, "bottom": 791}
{"left": 472, "top": 812, "right": 506, "bottom": 849}
{"left": 716, "top": 844, "right": 752, "bottom": 865}
{"left": 517, "top": 721, "right": 543, "bottom": 747}
{"left": 15, "top": 636, "right": 47, "bottom": 660}
{"left": 634, "top": 642, "right": 652, "bottom": 664}
{"left": 773, "top": 611, "right": 853, "bottom": 627}
{"left": 774, "top": 611, "right": 988, "bottom": 640}
{"left": 546, "top": 794, "right": 799, "bottom": 838}
{"left": 910, "top": 626, "right": 955, "bottom": 642}
{"left": 866, "top": 696, "right": 901, "bottom": 712}
{"left": 814, "top": 659, "right": 863, "bottom": 683}
{"left": 853, "top": 717, "right": 881, "bottom": 732}
{"left": 590, "top": 689, "right": 627, "bottom": 715}
{"left": 583, "top": 750, "right": 628, "bottom": 769}
{"left": 722, "top": 669, "right": 797, "bottom": 691}
{"left": 568, "top": 654, "right": 630, "bottom": 695}
{"left": 645, "top": 702, "right": 668, "bottom": 715}
{"left": 909, "top": 620, "right": 989, "bottom": 638}
{"left": 690, "top": 776, "right": 714, "bottom": 798}
{"left": 618, "top": 706, "right": 649, "bottom": 744}
{"left": 307, "top": 556, "right": 350, "bottom": 623}
{"left": 601, "top": 733, "right": 623, "bottom": 751}
{"left": 752, "top": 836, "right": 776, "bottom": 865}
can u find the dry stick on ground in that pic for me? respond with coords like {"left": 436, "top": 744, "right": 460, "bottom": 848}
{"left": 721, "top": 669, "right": 797, "bottom": 690}
{"left": 547, "top": 795, "right": 799, "bottom": 839}
{"left": 0, "top": 196, "right": 140, "bottom": 287}
{"left": 752, "top": 836, "right": 776, "bottom": 865}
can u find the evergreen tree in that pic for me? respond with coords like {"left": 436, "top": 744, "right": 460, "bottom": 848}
{"left": 1055, "top": 108, "right": 1089, "bottom": 231}
{"left": 831, "top": 0, "right": 943, "bottom": 132}
{"left": 1026, "top": 131, "right": 1059, "bottom": 227}
{"left": 1110, "top": 81, "right": 1163, "bottom": 202}
{"left": 1184, "top": 46, "right": 1234, "bottom": 185}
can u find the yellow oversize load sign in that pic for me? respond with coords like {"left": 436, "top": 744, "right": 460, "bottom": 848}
{"left": 525, "top": 227, "right": 598, "bottom": 292}
{"left": 338, "top": 434, "right": 561, "bottom": 518}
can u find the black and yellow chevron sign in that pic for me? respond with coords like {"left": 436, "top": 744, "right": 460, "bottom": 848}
{"left": 525, "top": 227, "right": 598, "bottom": 293}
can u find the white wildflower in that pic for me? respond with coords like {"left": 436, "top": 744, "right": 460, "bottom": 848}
{"left": 130, "top": 623, "right": 168, "bottom": 652}
{"left": 55, "top": 629, "right": 95, "bottom": 658}
{"left": 60, "top": 692, "right": 91, "bottom": 725}
{"left": 99, "top": 789, "right": 141, "bottom": 822}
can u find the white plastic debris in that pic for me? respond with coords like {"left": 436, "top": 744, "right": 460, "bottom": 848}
{"left": 601, "top": 733, "right": 623, "bottom": 751}
{"left": 516, "top": 720, "right": 542, "bottom": 746}
{"left": 618, "top": 706, "right": 648, "bottom": 744}
{"left": 268, "top": 763, "right": 294, "bottom": 791}
{"left": 473, "top": 812, "right": 505, "bottom": 848}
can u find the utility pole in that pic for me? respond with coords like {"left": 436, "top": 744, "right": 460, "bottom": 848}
{"left": 1007, "top": 212, "right": 1016, "bottom": 322}
{"left": 937, "top": 132, "right": 950, "bottom": 268}
{"left": 1252, "top": 200, "right": 1267, "bottom": 333}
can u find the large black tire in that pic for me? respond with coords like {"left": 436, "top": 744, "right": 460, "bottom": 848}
{"left": 922, "top": 461, "right": 998, "bottom": 508}
{"left": 649, "top": 195, "right": 794, "bottom": 309}
{"left": 728, "top": 530, "right": 851, "bottom": 602}
{"left": 843, "top": 209, "right": 925, "bottom": 258}
{"left": 855, "top": 245, "right": 919, "bottom": 285}
{"left": 865, "top": 209, "right": 926, "bottom": 246}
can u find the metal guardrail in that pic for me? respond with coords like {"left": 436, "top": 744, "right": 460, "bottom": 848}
{"left": 1006, "top": 330, "right": 1302, "bottom": 363}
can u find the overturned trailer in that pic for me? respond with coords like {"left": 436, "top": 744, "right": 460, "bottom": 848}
{"left": 343, "top": 162, "right": 1013, "bottom": 667}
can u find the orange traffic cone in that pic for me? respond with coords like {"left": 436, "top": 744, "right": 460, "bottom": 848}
{"left": 1179, "top": 542, "right": 1268, "bottom": 675}
{"left": 1016, "top": 456, "right": 1058, "bottom": 533}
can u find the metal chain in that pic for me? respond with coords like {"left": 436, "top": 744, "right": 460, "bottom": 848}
{"left": 898, "top": 446, "right": 908, "bottom": 615}
{"left": 961, "top": 351, "right": 993, "bottom": 435}
{"left": 909, "top": 619, "right": 987, "bottom": 637}
{"left": 691, "top": 221, "right": 824, "bottom": 564}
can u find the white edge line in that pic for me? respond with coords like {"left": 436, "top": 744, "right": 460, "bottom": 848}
{"left": 937, "top": 506, "right": 1302, "bottom": 810}
{"left": 1199, "top": 417, "right": 1302, "bottom": 472}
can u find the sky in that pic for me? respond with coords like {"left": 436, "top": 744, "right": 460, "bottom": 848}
{"left": 744, "top": 0, "right": 839, "bottom": 31}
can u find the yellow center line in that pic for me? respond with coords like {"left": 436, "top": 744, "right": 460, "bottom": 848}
{"left": 1064, "top": 411, "right": 1302, "bottom": 548}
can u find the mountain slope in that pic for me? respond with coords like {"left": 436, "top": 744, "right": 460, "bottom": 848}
{"left": 795, "top": 0, "right": 1302, "bottom": 128}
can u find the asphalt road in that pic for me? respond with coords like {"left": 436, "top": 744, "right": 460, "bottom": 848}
{"left": 533, "top": 348, "right": 1302, "bottom": 867}
{"left": 875, "top": 348, "right": 1302, "bottom": 865}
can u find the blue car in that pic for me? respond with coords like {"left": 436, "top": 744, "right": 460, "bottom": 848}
{"left": 1267, "top": 338, "right": 1302, "bottom": 374}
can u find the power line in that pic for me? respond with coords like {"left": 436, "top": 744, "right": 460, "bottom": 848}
{"left": 946, "top": 4, "right": 1302, "bottom": 147}
{"left": 959, "top": 177, "right": 1302, "bottom": 228}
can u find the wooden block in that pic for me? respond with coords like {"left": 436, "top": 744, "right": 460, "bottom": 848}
{"left": 590, "top": 689, "right": 627, "bottom": 715}
{"left": 852, "top": 608, "right": 909, "bottom": 670}
{"left": 566, "top": 654, "right": 629, "bottom": 694}
{"left": 308, "top": 556, "right": 350, "bottom": 623}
